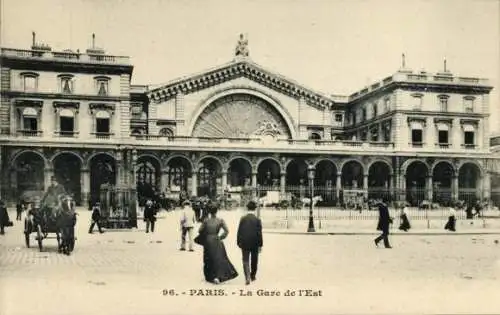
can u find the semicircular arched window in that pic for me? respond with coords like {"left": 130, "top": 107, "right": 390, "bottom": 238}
{"left": 159, "top": 128, "right": 174, "bottom": 138}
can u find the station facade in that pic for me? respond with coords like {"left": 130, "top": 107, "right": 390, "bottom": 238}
{"left": 0, "top": 35, "right": 494, "bottom": 207}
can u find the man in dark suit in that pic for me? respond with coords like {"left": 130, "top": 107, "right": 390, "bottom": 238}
{"left": 88, "top": 202, "right": 104, "bottom": 234}
{"left": 237, "top": 200, "right": 263, "bottom": 285}
{"left": 374, "top": 198, "right": 393, "bottom": 248}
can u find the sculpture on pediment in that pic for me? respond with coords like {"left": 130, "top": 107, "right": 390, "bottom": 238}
{"left": 253, "top": 121, "right": 282, "bottom": 138}
{"left": 235, "top": 33, "right": 249, "bottom": 57}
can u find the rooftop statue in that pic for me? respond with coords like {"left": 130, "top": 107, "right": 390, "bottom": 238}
{"left": 235, "top": 33, "right": 249, "bottom": 57}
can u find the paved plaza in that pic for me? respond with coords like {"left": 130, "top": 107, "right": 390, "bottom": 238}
{"left": 1, "top": 208, "right": 499, "bottom": 315}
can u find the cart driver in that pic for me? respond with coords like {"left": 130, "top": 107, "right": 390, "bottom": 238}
{"left": 41, "top": 176, "right": 68, "bottom": 210}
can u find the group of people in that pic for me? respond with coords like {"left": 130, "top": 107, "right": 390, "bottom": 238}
{"left": 177, "top": 199, "right": 263, "bottom": 285}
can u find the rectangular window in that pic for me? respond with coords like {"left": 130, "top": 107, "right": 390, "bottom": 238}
{"left": 352, "top": 113, "right": 357, "bottom": 125}
{"left": 97, "top": 80, "right": 109, "bottom": 96}
{"left": 464, "top": 131, "right": 474, "bottom": 146}
{"left": 372, "top": 104, "right": 378, "bottom": 117}
{"left": 96, "top": 118, "right": 110, "bottom": 133}
{"left": 335, "top": 114, "right": 343, "bottom": 122}
{"left": 61, "top": 78, "right": 73, "bottom": 94}
{"left": 23, "top": 76, "right": 37, "bottom": 92}
{"left": 412, "top": 96, "right": 422, "bottom": 110}
{"left": 23, "top": 117, "right": 37, "bottom": 131}
{"left": 60, "top": 117, "right": 74, "bottom": 133}
{"left": 439, "top": 98, "right": 448, "bottom": 112}
{"left": 438, "top": 130, "right": 448, "bottom": 144}
{"left": 361, "top": 108, "right": 367, "bottom": 121}
{"left": 411, "top": 129, "right": 423, "bottom": 144}
{"left": 464, "top": 99, "right": 474, "bottom": 113}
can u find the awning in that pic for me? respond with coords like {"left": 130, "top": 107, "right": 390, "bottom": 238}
{"left": 22, "top": 107, "right": 37, "bottom": 117}
{"left": 410, "top": 121, "right": 423, "bottom": 130}
{"left": 59, "top": 108, "right": 74, "bottom": 117}
{"left": 96, "top": 111, "right": 110, "bottom": 119}
{"left": 437, "top": 123, "right": 449, "bottom": 131}
{"left": 463, "top": 124, "right": 475, "bottom": 132}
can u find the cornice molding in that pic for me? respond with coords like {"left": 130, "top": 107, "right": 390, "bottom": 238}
{"left": 14, "top": 99, "right": 43, "bottom": 107}
{"left": 3, "top": 90, "right": 129, "bottom": 102}
{"left": 53, "top": 101, "right": 80, "bottom": 109}
{"left": 148, "top": 61, "right": 334, "bottom": 109}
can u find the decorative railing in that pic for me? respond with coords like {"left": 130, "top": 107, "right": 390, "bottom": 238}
{"left": 436, "top": 143, "right": 451, "bottom": 149}
{"left": 91, "top": 132, "right": 114, "bottom": 139}
{"left": 54, "top": 131, "right": 79, "bottom": 137}
{"left": 16, "top": 129, "right": 43, "bottom": 137}
{"left": 1, "top": 48, "right": 130, "bottom": 64}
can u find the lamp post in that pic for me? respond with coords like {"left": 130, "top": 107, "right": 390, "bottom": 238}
{"left": 307, "top": 165, "right": 316, "bottom": 232}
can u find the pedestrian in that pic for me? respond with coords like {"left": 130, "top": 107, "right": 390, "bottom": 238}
{"left": 444, "top": 204, "right": 457, "bottom": 232}
{"left": 398, "top": 204, "right": 411, "bottom": 232}
{"left": 196, "top": 203, "right": 238, "bottom": 284}
{"left": 88, "top": 202, "right": 104, "bottom": 234}
{"left": 237, "top": 200, "right": 263, "bottom": 285}
{"left": 474, "top": 200, "right": 483, "bottom": 218}
{"left": 0, "top": 200, "right": 12, "bottom": 235}
{"left": 465, "top": 202, "right": 474, "bottom": 219}
{"left": 144, "top": 199, "right": 156, "bottom": 233}
{"left": 179, "top": 200, "right": 196, "bottom": 251}
{"left": 16, "top": 201, "right": 23, "bottom": 221}
{"left": 374, "top": 199, "right": 393, "bottom": 248}
{"left": 192, "top": 199, "right": 202, "bottom": 222}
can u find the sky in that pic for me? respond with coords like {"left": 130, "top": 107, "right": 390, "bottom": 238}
{"left": 1, "top": 0, "right": 499, "bottom": 132}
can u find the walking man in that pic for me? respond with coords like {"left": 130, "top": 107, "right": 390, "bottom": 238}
{"left": 144, "top": 199, "right": 156, "bottom": 233}
{"left": 16, "top": 201, "right": 23, "bottom": 221}
{"left": 88, "top": 202, "right": 104, "bottom": 234}
{"left": 374, "top": 198, "right": 393, "bottom": 248}
{"left": 179, "top": 200, "right": 196, "bottom": 251}
{"left": 237, "top": 200, "right": 263, "bottom": 285}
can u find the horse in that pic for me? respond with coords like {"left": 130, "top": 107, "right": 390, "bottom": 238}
{"left": 55, "top": 195, "right": 77, "bottom": 255}
{"left": 301, "top": 195, "right": 323, "bottom": 208}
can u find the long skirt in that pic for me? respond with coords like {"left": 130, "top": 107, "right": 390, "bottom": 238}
{"left": 202, "top": 235, "right": 238, "bottom": 283}
{"left": 399, "top": 214, "right": 411, "bottom": 231}
{"left": 444, "top": 216, "right": 456, "bottom": 232}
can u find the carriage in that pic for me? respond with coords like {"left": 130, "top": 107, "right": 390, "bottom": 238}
{"left": 23, "top": 194, "right": 77, "bottom": 255}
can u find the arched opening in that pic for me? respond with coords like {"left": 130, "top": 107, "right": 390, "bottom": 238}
{"left": 341, "top": 161, "right": 364, "bottom": 189}
{"left": 257, "top": 159, "right": 281, "bottom": 187}
{"left": 405, "top": 161, "right": 428, "bottom": 206}
{"left": 90, "top": 154, "right": 116, "bottom": 205}
{"left": 166, "top": 157, "right": 191, "bottom": 195}
{"left": 368, "top": 162, "right": 391, "bottom": 201}
{"left": 458, "top": 163, "right": 482, "bottom": 203}
{"left": 53, "top": 153, "right": 82, "bottom": 205}
{"left": 197, "top": 157, "right": 222, "bottom": 198}
{"left": 309, "top": 133, "right": 321, "bottom": 140}
{"left": 159, "top": 127, "right": 174, "bottom": 138}
{"left": 432, "top": 162, "right": 454, "bottom": 206}
{"left": 315, "top": 160, "right": 337, "bottom": 205}
{"left": 14, "top": 151, "right": 45, "bottom": 201}
{"left": 228, "top": 158, "right": 252, "bottom": 187}
{"left": 136, "top": 156, "right": 161, "bottom": 204}
{"left": 286, "top": 159, "right": 308, "bottom": 199}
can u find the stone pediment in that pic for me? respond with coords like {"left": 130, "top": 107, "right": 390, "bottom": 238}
{"left": 148, "top": 60, "right": 334, "bottom": 109}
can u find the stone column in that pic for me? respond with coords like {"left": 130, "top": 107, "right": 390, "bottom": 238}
{"left": 81, "top": 167, "right": 90, "bottom": 208}
{"left": 336, "top": 171, "right": 342, "bottom": 201}
{"left": 280, "top": 172, "right": 286, "bottom": 199}
{"left": 160, "top": 169, "right": 169, "bottom": 193}
{"left": 377, "top": 123, "right": 382, "bottom": 142}
{"left": 452, "top": 175, "right": 459, "bottom": 201}
{"left": 252, "top": 172, "right": 258, "bottom": 198}
{"left": 222, "top": 171, "right": 228, "bottom": 191}
{"left": 44, "top": 167, "right": 54, "bottom": 192}
{"left": 427, "top": 176, "right": 433, "bottom": 201}
{"left": 363, "top": 173, "right": 369, "bottom": 199}
{"left": 483, "top": 172, "right": 491, "bottom": 200}
{"left": 191, "top": 171, "right": 198, "bottom": 197}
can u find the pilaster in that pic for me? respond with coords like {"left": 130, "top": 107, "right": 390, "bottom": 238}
{"left": 0, "top": 67, "right": 11, "bottom": 134}
{"left": 175, "top": 92, "right": 185, "bottom": 134}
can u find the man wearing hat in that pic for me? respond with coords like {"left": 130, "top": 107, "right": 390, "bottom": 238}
{"left": 144, "top": 199, "right": 157, "bottom": 233}
{"left": 237, "top": 200, "right": 263, "bottom": 285}
{"left": 179, "top": 200, "right": 196, "bottom": 251}
{"left": 41, "top": 176, "right": 67, "bottom": 210}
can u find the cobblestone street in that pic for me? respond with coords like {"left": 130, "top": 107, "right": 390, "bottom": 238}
{"left": 1, "top": 208, "right": 499, "bottom": 315}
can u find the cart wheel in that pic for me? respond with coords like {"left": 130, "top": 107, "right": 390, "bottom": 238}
{"left": 36, "top": 225, "right": 43, "bottom": 251}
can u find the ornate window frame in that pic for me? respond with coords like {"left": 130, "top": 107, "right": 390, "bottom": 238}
{"left": 372, "top": 102, "right": 378, "bottom": 118}
{"left": 437, "top": 94, "right": 449, "bottom": 112}
{"left": 411, "top": 93, "right": 423, "bottom": 111}
{"left": 58, "top": 74, "right": 75, "bottom": 94}
{"left": 20, "top": 72, "right": 39, "bottom": 92}
{"left": 463, "top": 96, "right": 475, "bottom": 113}
{"left": 407, "top": 117, "right": 426, "bottom": 146}
{"left": 159, "top": 127, "right": 174, "bottom": 138}
{"left": 94, "top": 76, "right": 111, "bottom": 96}
{"left": 89, "top": 103, "right": 115, "bottom": 135}
{"left": 14, "top": 99, "right": 43, "bottom": 134}
{"left": 53, "top": 101, "right": 80, "bottom": 136}
{"left": 384, "top": 96, "right": 391, "bottom": 112}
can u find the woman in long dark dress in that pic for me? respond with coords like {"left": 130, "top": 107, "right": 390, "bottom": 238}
{"left": 198, "top": 203, "right": 238, "bottom": 284}
{"left": 398, "top": 206, "right": 411, "bottom": 232}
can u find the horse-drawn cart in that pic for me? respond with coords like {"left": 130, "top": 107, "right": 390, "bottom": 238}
{"left": 24, "top": 195, "right": 77, "bottom": 255}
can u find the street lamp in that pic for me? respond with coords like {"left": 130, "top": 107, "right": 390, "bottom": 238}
{"left": 307, "top": 165, "right": 316, "bottom": 232}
